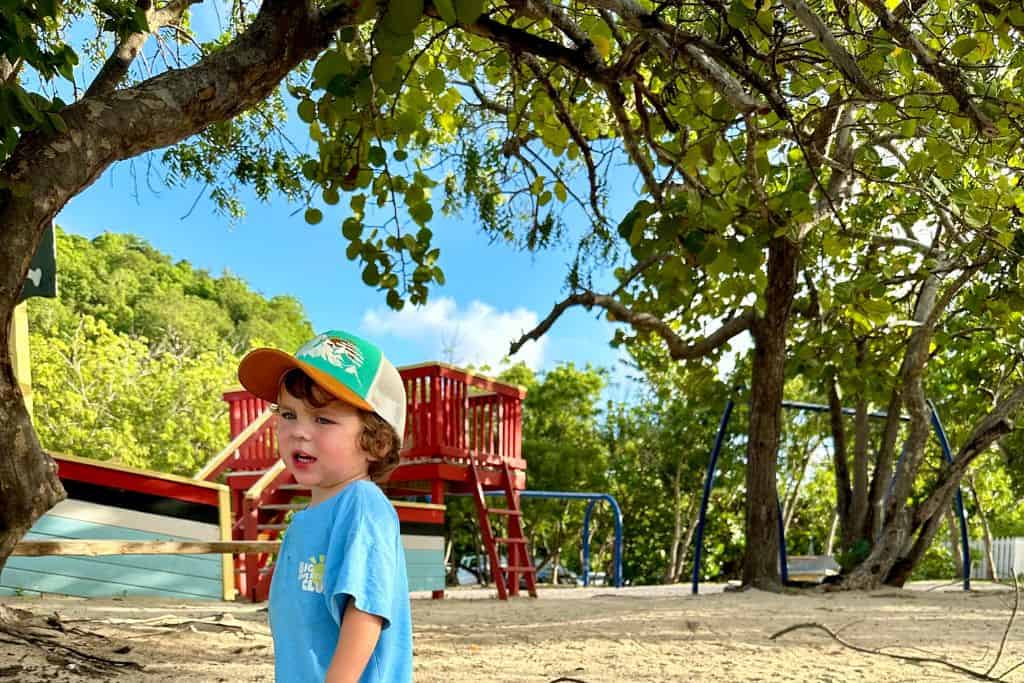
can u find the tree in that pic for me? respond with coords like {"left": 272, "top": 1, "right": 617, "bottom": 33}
{"left": 3, "top": 1, "right": 1024, "bottom": 590}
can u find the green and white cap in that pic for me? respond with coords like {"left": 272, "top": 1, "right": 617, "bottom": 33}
{"left": 238, "top": 330, "right": 406, "bottom": 444}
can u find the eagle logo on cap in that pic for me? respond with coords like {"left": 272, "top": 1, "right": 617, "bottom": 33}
{"left": 297, "top": 334, "right": 364, "bottom": 383}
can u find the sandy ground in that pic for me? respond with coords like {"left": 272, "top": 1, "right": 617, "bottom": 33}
{"left": 3, "top": 582, "right": 1024, "bottom": 682}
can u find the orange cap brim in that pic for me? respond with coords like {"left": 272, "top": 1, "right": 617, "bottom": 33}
{"left": 237, "top": 348, "right": 374, "bottom": 413}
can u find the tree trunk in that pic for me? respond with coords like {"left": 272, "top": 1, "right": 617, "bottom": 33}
{"left": 825, "top": 510, "right": 839, "bottom": 556}
{"left": 782, "top": 438, "right": 816, "bottom": 536}
{"left": 742, "top": 236, "right": 799, "bottom": 590}
{"left": 842, "top": 274, "right": 941, "bottom": 590}
{"left": 664, "top": 465, "right": 683, "bottom": 584}
{"left": 967, "top": 475, "right": 998, "bottom": 582}
{"left": 846, "top": 384, "right": 1024, "bottom": 589}
{"left": 0, "top": 0, "right": 358, "bottom": 575}
{"left": 674, "top": 495, "right": 702, "bottom": 583}
{"left": 827, "top": 378, "right": 854, "bottom": 548}
{"left": 850, "top": 394, "right": 870, "bottom": 539}
{"left": 0, "top": 361, "right": 66, "bottom": 568}
{"left": 865, "top": 388, "right": 902, "bottom": 539}
{"left": 947, "top": 508, "right": 963, "bottom": 579}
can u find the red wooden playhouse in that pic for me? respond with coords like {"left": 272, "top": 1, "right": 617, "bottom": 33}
{"left": 197, "top": 362, "right": 537, "bottom": 601}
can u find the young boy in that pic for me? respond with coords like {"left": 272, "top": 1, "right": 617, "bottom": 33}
{"left": 238, "top": 330, "right": 412, "bottom": 682}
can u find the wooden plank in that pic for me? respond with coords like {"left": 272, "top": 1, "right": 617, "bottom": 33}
{"left": 43, "top": 500, "right": 221, "bottom": 540}
{"left": 52, "top": 452, "right": 229, "bottom": 494}
{"left": 5, "top": 556, "right": 222, "bottom": 595}
{"left": 20, "top": 531, "right": 219, "bottom": 576}
{"left": 0, "top": 566, "right": 221, "bottom": 601}
{"left": 193, "top": 408, "right": 273, "bottom": 481}
{"left": 12, "top": 540, "right": 281, "bottom": 557}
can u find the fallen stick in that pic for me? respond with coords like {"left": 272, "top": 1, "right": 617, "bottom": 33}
{"left": 770, "top": 621, "right": 1000, "bottom": 681}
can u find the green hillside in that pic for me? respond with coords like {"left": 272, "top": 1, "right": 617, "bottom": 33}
{"left": 26, "top": 229, "right": 314, "bottom": 476}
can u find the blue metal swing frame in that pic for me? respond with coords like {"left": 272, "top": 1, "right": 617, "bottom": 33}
{"left": 691, "top": 398, "right": 970, "bottom": 594}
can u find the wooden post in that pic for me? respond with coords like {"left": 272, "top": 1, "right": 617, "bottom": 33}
{"left": 9, "top": 301, "right": 32, "bottom": 418}
{"left": 432, "top": 477, "right": 446, "bottom": 600}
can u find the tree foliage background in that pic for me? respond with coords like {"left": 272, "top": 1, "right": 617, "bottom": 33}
{"left": 27, "top": 228, "right": 313, "bottom": 475}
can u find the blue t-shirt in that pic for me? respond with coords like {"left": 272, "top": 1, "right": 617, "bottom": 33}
{"left": 269, "top": 480, "right": 413, "bottom": 682}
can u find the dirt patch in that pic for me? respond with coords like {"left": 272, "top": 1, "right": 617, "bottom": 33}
{"left": 2, "top": 583, "right": 1021, "bottom": 682}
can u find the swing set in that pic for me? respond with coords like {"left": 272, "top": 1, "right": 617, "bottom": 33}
{"left": 691, "top": 397, "right": 969, "bottom": 594}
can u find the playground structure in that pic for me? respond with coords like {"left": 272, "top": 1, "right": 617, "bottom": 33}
{"left": 196, "top": 362, "right": 538, "bottom": 601}
{"left": 691, "top": 398, "right": 969, "bottom": 593}
{"left": 2, "top": 453, "right": 234, "bottom": 600}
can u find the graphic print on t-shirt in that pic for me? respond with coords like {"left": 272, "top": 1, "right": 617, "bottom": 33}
{"left": 299, "top": 554, "right": 326, "bottom": 593}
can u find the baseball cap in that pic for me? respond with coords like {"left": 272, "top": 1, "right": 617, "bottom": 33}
{"left": 238, "top": 330, "right": 406, "bottom": 444}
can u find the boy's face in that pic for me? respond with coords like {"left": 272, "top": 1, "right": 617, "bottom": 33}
{"left": 275, "top": 385, "right": 373, "bottom": 504}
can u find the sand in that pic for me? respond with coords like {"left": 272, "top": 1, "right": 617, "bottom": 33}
{"left": 2, "top": 582, "right": 1023, "bottom": 682}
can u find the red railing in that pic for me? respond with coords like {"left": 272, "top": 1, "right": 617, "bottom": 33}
{"left": 401, "top": 363, "right": 525, "bottom": 469}
{"left": 222, "top": 389, "right": 277, "bottom": 472}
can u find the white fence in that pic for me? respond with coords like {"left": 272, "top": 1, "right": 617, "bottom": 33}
{"left": 969, "top": 538, "right": 1024, "bottom": 580}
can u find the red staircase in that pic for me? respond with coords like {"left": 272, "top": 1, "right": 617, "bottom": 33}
{"left": 196, "top": 363, "right": 535, "bottom": 601}
{"left": 470, "top": 460, "right": 537, "bottom": 599}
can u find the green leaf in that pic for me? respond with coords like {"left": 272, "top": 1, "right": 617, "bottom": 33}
{"left": 951, "top": 37, "right": 979, "bottom": 59}
{"left": 410, "top": 202, "right": 434, "bottom": 224}
{"left": 375, "top": 25, "right": 415, "bottom": 56}
{"left": 46, "top": 112, "right": 67, "bottom": 134}
{"left": 434, "top": 0, "right": 457, "bottom": 24}
{"left": 342, "top": 217, "right": 363, "bottom": 240}
{"left": 382, "top": 0, "right": 423, "bottom": 34}
{"left": 424, "top": 69, "right": 446, "bottom": 95}
{"left": 355, "top": 0, "right": 379, "bottom": 23}
{"left": 372, "top": 54, "right": 397, "bottom": 84}
{"left": 554, "top": 181, "right": 567, "bottom": 202}
{"left": 368, "top": 146, "right": 387, "bottom": 167}
{"left": 362, "top": 263, "right": 380, "bottom": 286}
{"left": 455, "top": 0, "right": 485, "bottom": 23}
{"left": 346, "top": 240, "right": 362, "bottom": 260}
{"left": 297, "top": 99, "right": 316, "bottom": 123}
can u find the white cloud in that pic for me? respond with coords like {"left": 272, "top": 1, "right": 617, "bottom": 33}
{"left": 361, "top": 297, "right": 546, "bottom": 370}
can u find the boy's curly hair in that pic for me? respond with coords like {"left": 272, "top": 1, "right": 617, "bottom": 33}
{"left": 280, "top": 369, "right": 402, "bottom": 483}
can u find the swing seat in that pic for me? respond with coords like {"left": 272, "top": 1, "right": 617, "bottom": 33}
{"left": 787, "top": 554, "right": 840, "bottom": 582}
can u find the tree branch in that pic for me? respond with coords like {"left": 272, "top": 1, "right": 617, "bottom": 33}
{"left": 605, "top": 80, "right": 662, "bottom": 203}
{"left": 584, "top": 0, "right": 778, "bottom": 114}
{"left": 780, "top": 0, "right": 879, "bottom": 98}
{"left": 511, "top": 0, "right": 605, "bottom": 68}
{"left": 510, "top": 289, "right": 754, "bottom": 359}
{"left": 449, "top": 11, "right": 615, "bottom": 84}
{"left": 522, "top": 55, "right": 603, "bottom": 221}
{"left": 84, "top": 0, "right": 204, "bottom": 98}
{"left": 0, "top": 55, "right": 23, "bottom": 85}
{"left": 771, "top": 621, "right": 1005, "bottom": 681}
{"left": 858, "top": 0, "right": 999, "bottom": 138}
{"left": 0, "top": 0, "right": 358, "bottom": 311}
{"left": 896, "top": 383, "right": 1024, "bottom": 581}
{"left": 455, "top": 79, "right": 510, "bottom": 114}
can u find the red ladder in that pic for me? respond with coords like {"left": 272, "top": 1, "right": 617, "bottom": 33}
{"left": 469, "top": 460, "right": 537, "bottom": 599}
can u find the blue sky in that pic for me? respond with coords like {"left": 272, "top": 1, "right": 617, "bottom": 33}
{"left": 50, "top": 4, "right": 660, "bottom": 402}
{"left": 57, "top": 170, "right": 630, "bottom": 380}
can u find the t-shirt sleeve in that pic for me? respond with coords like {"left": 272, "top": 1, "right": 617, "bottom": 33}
{"left": 322, "top": 497, "right": 400, "bottom": 629}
